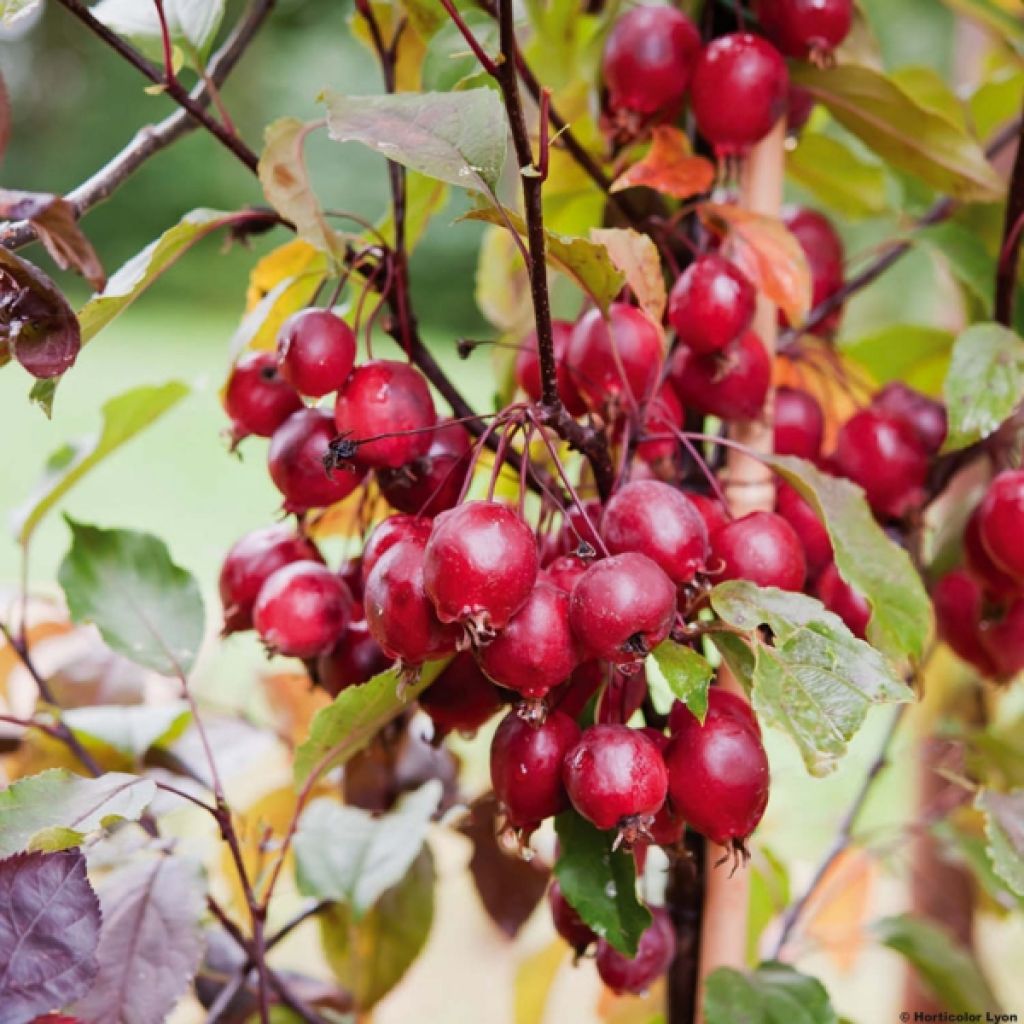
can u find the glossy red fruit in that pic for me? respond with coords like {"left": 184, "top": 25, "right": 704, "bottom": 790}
{"left": 569, "top": 554, "right": 677, "bottom": 664}
{"left": 253, "top": 561, "right": 352, "bottom": 659}
{"left": 567, "top": 304, "right": 664, "bottom": 414}
{"left": 666, "top": 712, "right": 770, "bottom": 849}
{"left": 219, "top": 525, "right": 322, "bottom": 634}
{"left": 361, "top": 515, "right": 433, "bottom": 585}
{"left": 548, "top": 881, "right": 597, "bottom": 954}
{"left": 276, "top": 308, "right": 357, "bottom": 398}
{"left": 363, "top": 538, "right": 459, "bottom": 666}
{"left": 338, "top": 557, "right": 364, "bottom": 605}
{"left": 595, "top": 907, "right": 675, "bottom": 994}
{"left": 691, "top": 33, "right": 789, "bottom": 154}
{"left": 648, "top": 801, "right": 687, "bottom": 848}
{"left": 815, "top": 562, "right": 870, "bottom": 638}
{"left": 545, "top": 554, "right": 589, "bottom": 593}
{"left": 317, "top": 618, "right": 392, "bottom": 696}
{"left": 688, "top": 492, "right": 730, "bottom": 538}
{"left": 964, "top": 507, "right": 1020, "bottom": 600}
{"left": 563, "top": 725, "right": 669, "bottom": 832}
{"left": 601, "top": 480, "right": 709, "bottom": 585}
{"left": 871, "top": 382, "right": 947, "bottom": 456}
{"left": 596, "top": 665, "right": 650, "bottom": 725}
{"left": 775, "top": 482, "right": 832, "bottom": 581}
{"left": 669, "top": 687, "right": 761, "bottom": 738}
{"left": 515, "top": 321, "right": 587, "bottom": 416}
{"left": 978, "top": 470, "right": 1024, "bottom": 582}
{"left": 602, "top": 6, "right": 701, "bottom": 118}
{"left": 774, "top": 386, "right": 825, "bottom": 460}
{"left": 979, "top": 599, "right": 1024, "bottom": 681}
{"left": 755, "top": 0, "right": 852, "bottom": 58}
{"left": 637, "top": 383, "right": 684, "bottom": 465}
{"left": 418, "top": 651, "right": 503, "bottom": 735}
{"left": 224, "top": 351, "right": 303, "bottom": 440}
{"left": 378, "top": 419, "right": 473, "bottom": 518}
{"left": 334, "top": 360, "right": 436, "bottom": 470}
{"left": 424, "top": 500, "right": 539, "bottom": 639}
{"left": 787, "top": 83, "right": 816, "bottom": 135}
{"left": 477, "top": 581, "right": 578, "bottom": 699}
{"left": 668, "top": 255, "right": 756, "bottom": 355}
{"left": 833, "top": 409, "right": 929, "bottom": 520}
{"left": 268, "top": 407, "right": 366, "bottom": 513}
{"left": 562, "top": 500, "right": 604, "bottom": 555}
{"left": 710, "top": 510, "right": 806, "bottom": 591}
{"left": 933, "top": 569, "right": 996, "bottom": 676}
{"left": 549, "top": 661, "right": 605, "bottom": 720}
{"left": 783, "top": 207, "right": 844, "bottom": 333}
{"left": 669, "top": 330, "right": 771, "bottom": 421}
{"left": 490, "top": 709, "right": 581, "bottom": 828}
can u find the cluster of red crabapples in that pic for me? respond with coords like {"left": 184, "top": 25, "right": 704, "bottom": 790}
{"left": 934, "top": 470, "right": 1024, "bottom": 682}
{"left": 600, "top": 0, "right": 852, "bottom": 152}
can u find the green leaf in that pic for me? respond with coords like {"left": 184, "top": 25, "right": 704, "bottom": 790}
{"left": 13, "top": 381, "right": 188, "bottom": 545}
{"left": 58, "top": 519, "right": 204, "bottom": 677}
{"left": 875, "top": 914, "right": 1001, "bottom": 1014}
{"left": 842, "top": 323, "right": 954, "bottom": 396}
{"left": 931, "top": 818, "right": 1023, "bottom": 910}
{"left": 704, "top": 962, "right": 838, "bottom": 1024}
{"left": 943, "top": 323, "right": 1024, "bottom": 451}
{"left": 710, "top": 581, "right": 913, "bottom": 776}
{"left": 977, "top": 789, "right": 1024, "bottom": 898}
{"left": 320, "top": 88, "right": 508, "bottom": 194}
{"left": 29, "top": 378, "right": 59, "bottom": 418}
{"left": 890, "top": 65, "right": 969, "bottom": 130}
{"left": 766, "top": 455, "right": 932, "bottom": 662}
{"left": 294, "top": 781, "right": 441, "bottom": 917}
{"left": 553, "top": 811, "right": 651, "bottom": 956}
{"left": 460, "top": 205, "right": 626, "bottom": 314}
{"left": 90, "top": 0, "right": 225, "bottom": 62}
{"left": 647, "top": 641, "right": 714, "bottom": 721}
{"left": 786, "top": 132, "right": 888, "bottom": 220}
{"left": 63, "top": 702, "right": 191, "bottom": 761}
{"left": 790, "top": 64, "right": 1004, "bottom": 202}
{"left": 293, "top": 660, "right": 450, "bottom": 787}
{"left": 0, "top": 0, "right": 40, "bottom": 26}
{"left": 77, "top": 208, "right": 234, "bottom": 343}
{"left": 319, "top": 847, "right": 435, "bottom": 1010}
{"left": 258, "top": 118, "right": 349, "bottom": 263}
{"left": 421, "top": 12, "right": 499, "bottom": 92}
{"left": 0, "top": 769, "right": 156, "bottom": 856}
{"left": 920, "top": 222, "right": 996, "bottom": 309}
{"left": 399, "top": 0, "right": 448, "bottom": 40}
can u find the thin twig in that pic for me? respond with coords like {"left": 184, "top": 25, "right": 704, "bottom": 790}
{"left": 2, "top": 0, "right": 275, "bottom": 251}
{"left": 996, "top": 112, "right": 1024, "bottom": 326}
{"left": 770, "top": 704, "right": 906, "bottom": 960}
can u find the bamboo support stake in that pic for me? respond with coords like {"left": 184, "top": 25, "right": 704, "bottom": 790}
{"left": 696, "top": 117, "right": 787, "bottom": 1019}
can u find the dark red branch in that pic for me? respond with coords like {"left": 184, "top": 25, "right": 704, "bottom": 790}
{"left": 996, "top": 114, "right": 1024, "bottom": 326}
{"left": 54, "top": 0, "right": 260, "bottom": 173}
{"left": 2, "top": 0, "right": 274, "bottom": 252}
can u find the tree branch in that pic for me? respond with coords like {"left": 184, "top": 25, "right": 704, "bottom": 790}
{"left": 2, "top": 0, "right": 274, "bottom": 252}
{"left": 491, "top": 0, "right": 617, "bottom": 497}
{"left": 782, "top": 117, "right": 1022, "bottom": 345}
{"left": 53, "top": 0, "right": 261, "bottom": 172}
{"left": 996, "top": 112, "right": 1024, "bottom": 326}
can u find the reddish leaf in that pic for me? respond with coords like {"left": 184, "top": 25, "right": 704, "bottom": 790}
{"left": 458, "top": 794, "right": 549, "bottom": 938}
{"left": 0, "top": 246, "right": 80, "bottom": 378}
{"left": 591, "top": 227, "right": 667, "bottom": 324}
{"left": 610, "top": 127, "right": 715, "bottom": 201}
{"left": 699, "top": 202, "right": 813, "bottom": 325}
{"left": 0, "top": 190, "right": 106, "bottom": 291}
{"left": 73, "top": 855, "right": 205, "bottom": 1024}
{"left": 0, "top": 849, "right": 101, "bottom": 1021}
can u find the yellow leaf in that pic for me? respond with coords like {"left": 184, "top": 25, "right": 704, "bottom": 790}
{"left": 307, "top": 483, "right": 388, "bottom": 542}
{"left": 591, "top": 227, "right": 666, "bottom": 324}
{"left": 598, "top": 977, "right": 667, "bottom": 1022}
{"left": 515, "top": 940, "right": 567, "bottom": 1024}
{"left": 349, "top": 2, "right": 426, "bottom": 92}
{"left": 475, "top": 225, "right": 533, "bottom": 335}
{"left": 610, "top": 126, "right": 716, "bottom": 201}
{"left": 804, "top": 848, "right": 875, "bottom": 973}
{"left": 246, "top": 239, "right": 324, "bottom": 310}
{"left": 262, "top": 671, "right": 332, "bottom": 747}
{"left": 700, "top": 202, "right": 812, "bottom": 324}
{"left": 233, "top": 268, "right": 325, "bottom": 355}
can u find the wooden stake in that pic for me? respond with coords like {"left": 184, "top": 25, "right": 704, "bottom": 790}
{"left": 695, "top": 117, "right": 787, "bottom": 1019}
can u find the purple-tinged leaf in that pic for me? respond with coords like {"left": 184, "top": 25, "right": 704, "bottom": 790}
{"left": 73, "top": 855, "right": 205, "bottom": 1024}
{"left": 0, "top": 849, "right": 101, "bottom": 1022}
{"left": 0, "top": 247, "right": 80, "bottom": 379}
